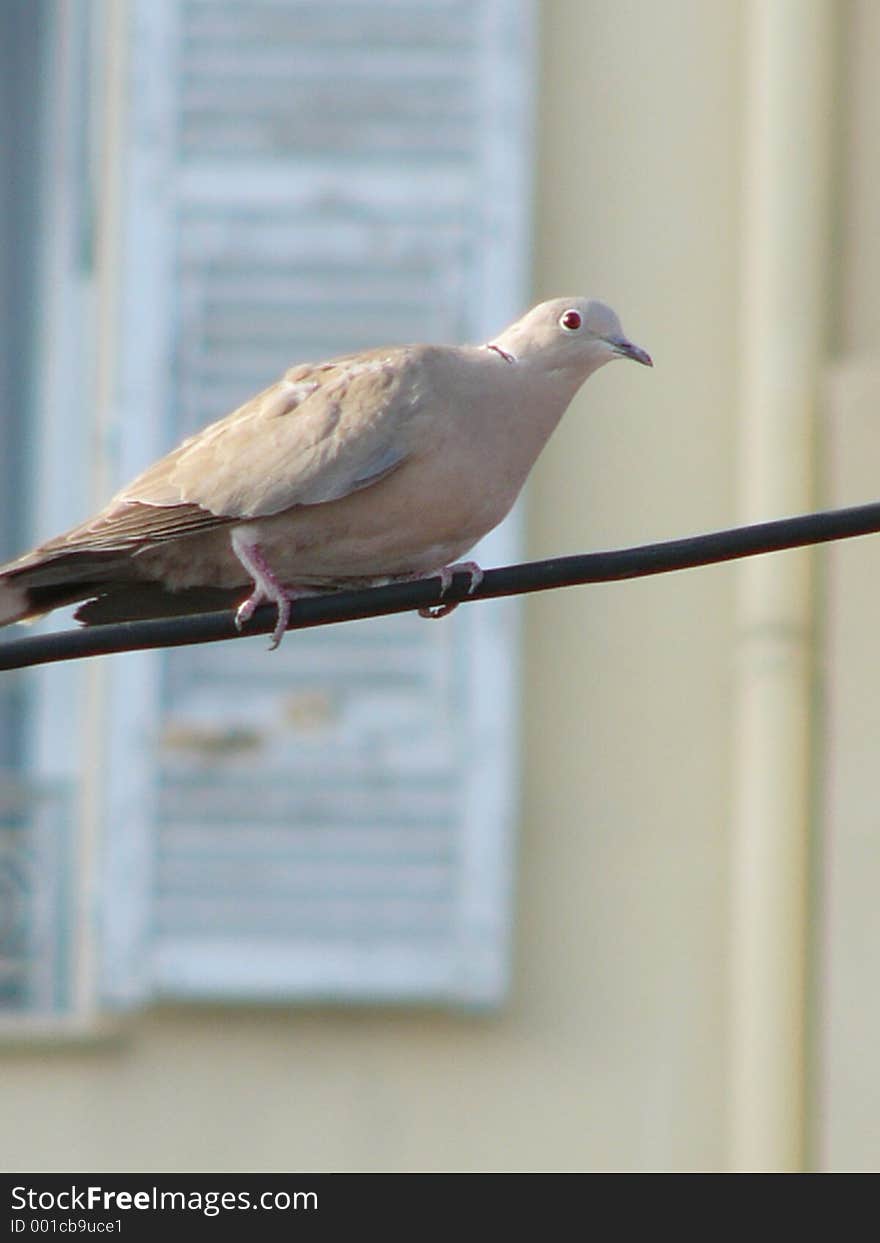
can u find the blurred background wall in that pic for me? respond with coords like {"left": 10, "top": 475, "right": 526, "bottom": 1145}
{"left": 1, "top": 0, "right": 878, "bottom": 1173}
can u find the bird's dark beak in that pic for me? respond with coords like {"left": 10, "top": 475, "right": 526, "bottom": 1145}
{"left": 609, "top": 337, "right": 653, "bottom": 367}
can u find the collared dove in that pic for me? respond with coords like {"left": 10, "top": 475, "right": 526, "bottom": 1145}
{"left": 0, "top": 297, "right": 651, "bottom": 647}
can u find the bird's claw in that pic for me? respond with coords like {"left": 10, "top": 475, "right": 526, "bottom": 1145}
{"left": 419, "top": 602, "right": 459, "bottom": 620}
{"left": 234, "top": 594, "right": 260, "bottom": 631}
{"left": 418, "top": 561, "right": 484, "bottom": 620}
{"left": 234, "top": 586, "right": 291, "bottom": 649}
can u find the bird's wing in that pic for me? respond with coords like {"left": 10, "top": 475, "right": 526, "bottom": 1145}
{"left": 33, "top": 347, "right": 426, "bottom": 558}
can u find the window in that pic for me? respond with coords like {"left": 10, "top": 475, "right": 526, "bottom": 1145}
{"left": 1, "top": 0, "right": 535, "bottom": 1026}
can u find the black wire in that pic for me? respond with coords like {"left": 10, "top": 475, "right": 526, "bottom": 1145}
{"left": 1, "top": 498, "right": 879, "bottom": 671}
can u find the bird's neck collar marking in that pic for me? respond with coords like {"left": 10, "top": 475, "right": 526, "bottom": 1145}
{"left": 485, "top": 342, "right": 517, "bottom": 364}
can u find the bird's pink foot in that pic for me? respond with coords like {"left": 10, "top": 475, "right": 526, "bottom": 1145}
{"left": 418, "top": 561, "right": 484, "bottom": 619}
{"left": 234, "top": 583, "right": 291, "bottom": 649}
{"left": 231, "top": 531, "right": 296, "bottom": 649}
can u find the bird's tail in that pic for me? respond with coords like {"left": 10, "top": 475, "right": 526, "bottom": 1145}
{"left": 0, "top": 548, "right": 137, "bottom": 628}
{"left": 74, "top": 583, "right": 242, "bottom": 625}
{"left": 0, "top": 543, "right": 245, "bottom": 630}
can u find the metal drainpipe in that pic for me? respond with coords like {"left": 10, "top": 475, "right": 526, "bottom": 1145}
{"left": 730, "top": 0, "right": 835, "bottom": 1172}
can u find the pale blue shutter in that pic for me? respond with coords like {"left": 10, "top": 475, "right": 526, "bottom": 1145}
{"left": 0, "top": 0, "right": 89, "bottom": 1023}
{"left": 0, "top": 0, "right": 30, "bottom": 1011}
{"left": 100, "top": 0, "right": 535, "bottom": 1008}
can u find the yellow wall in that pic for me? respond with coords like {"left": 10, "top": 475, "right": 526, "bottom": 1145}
{"left": 818, "top": 0, "right": 880, "bottom": 1174}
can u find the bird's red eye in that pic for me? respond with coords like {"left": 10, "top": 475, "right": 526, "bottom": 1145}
{"left": 559, "top": 309, "right": 582, "bottom": 331}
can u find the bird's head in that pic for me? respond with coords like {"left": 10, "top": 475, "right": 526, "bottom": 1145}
{"left": 487, "top": 297, "right": 652, "bottom": 378}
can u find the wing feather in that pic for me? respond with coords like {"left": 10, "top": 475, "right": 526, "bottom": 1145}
{"left": 29, "top": 346, "right": 428, "bottom": 561}
{"left": 124, "top": 347, "right": 421, "bottom": 518}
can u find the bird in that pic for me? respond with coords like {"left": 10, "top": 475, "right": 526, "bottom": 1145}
{"left": 0, "top": 297, "right": 652, "bottom": 648}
